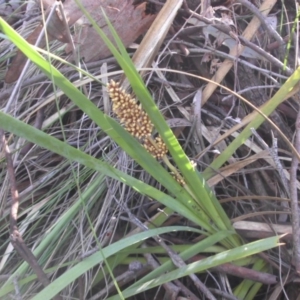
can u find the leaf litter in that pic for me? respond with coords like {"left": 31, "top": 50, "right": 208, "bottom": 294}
{"left": 5, "top": 0, "right": 155, "bottom": 83}
{"left": 0, "top": 0, "right": 300, "bottom": 299}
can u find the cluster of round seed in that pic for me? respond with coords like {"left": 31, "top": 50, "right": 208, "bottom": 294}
{"left": 173, "top": 173, "right": 186, "bottom": 186}
{"left": 143, "top": 136, "right": 168, "bottom": 159}
{"left": 107, "top": 80, "right": 168, "bottom": 159}
{"left": 107, "top": 80, "right": 153, "bottom": 139}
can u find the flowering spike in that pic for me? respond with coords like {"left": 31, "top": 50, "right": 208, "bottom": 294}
{"left": 107, "top": 80, "right": 168, "bottom": 159}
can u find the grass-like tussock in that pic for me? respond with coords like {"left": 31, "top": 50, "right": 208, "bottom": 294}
{"left": 0, "top": 1, "right": 299, "bottom": 299}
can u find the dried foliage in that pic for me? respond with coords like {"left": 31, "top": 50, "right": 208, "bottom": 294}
{"left": 1, "top": 0, "right": 300, "bottom": 299}
{"left": 5, "top": 0, "right": 155, "bottom": 83}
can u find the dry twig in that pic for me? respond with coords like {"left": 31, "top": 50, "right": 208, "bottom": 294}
{"left": 289, "top": 104, "right": 300, "bottom": 274}
{"left": 0, "top": 130, "right": 62, "bottom": 300}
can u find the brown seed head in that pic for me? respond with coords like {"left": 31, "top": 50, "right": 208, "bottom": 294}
{"left": 107, "top": 80, "right": 168, "bottom": 159}
{"left": 107, "top": 80, "right": 153, "bottom": 139}
{"left": 143, "top": 136, "right": 168, "bottom": 159}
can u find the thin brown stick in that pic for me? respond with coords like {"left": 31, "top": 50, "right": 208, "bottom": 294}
{"left": 88, "top": 261, "right": 149, "bottom": 300}
{"left": 190, "top": 255, "right": 278, "bottom": 285}
{"left": 289, "top": 104, "right": 300, "bottom": 274}
{"left": 141, "top": 244, "right": 180, "bottom": 300}
{"left": 158, "top": 239, "right": 217, "bottom": 300}
{"left": 180, "top": 4, "right": 292, "bottom": 75}
{"left": 208, "top": 288, "right": 240, "bottom": 300}
{"left": 0, "top": 130, "right": 62, "bottom": 300}
{"left": 123, "top": 206, "right": 216, "bottom": 300}
{"left": 174, "top": 279, "right": 200, "bottom": 300}
{"left": 235, "top": 0, "right": 284, "bottom": 45}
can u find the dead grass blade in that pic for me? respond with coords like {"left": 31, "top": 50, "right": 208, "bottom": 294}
{"left": 201, "top": 0, "right": 277, "bottom": 104}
